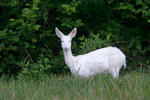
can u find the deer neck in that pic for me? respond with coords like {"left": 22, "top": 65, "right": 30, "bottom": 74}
{"left": 63, "top": 48, "right": 74, "bottom": 68}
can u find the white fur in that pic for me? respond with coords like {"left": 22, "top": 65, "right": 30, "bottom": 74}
{"left": 55, "top": 27, "right": 126, "bottom": 78}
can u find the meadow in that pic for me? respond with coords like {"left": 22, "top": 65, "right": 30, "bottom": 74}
{"left": 1, "top": 1, "right": 150, "bottom": 100}
{"left": 0, "top": 70, "right": 150, "bottom": 100}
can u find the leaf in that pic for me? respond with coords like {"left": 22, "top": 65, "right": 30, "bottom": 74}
{"left": 9, "top": 18, "right": 15, "bottom": 21}
{"left": 31, "top": 45, "right": 36, "bottom": 49}
{"left": 24, "top": 42, "right": 30, "bottom": 48}
{"left": 147, "top": 19, "right": 150, "bottom": 23}
{"left": 75, "top": 19, "right": 84, "bottom": 27}
{"left": 8, "top": 36, "right": 19, "bottom": 42}
{"left": 33, "top": 25, "right": 41, "bottom": 30}
{"left": 136, "top": 0, "right": 143, "bottom": 5}
{"left": 32, "top": 39, "right": 37, "bottom": 43}
{"left": 136, "top": 42, "right": 142, "bottom": 50}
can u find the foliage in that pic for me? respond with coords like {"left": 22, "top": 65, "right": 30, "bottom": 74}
{"left": 0, "top": 0, "right": 149, "bottom": 77}
{"left": 78, "top": 32, "right": 111, "bottom": 54}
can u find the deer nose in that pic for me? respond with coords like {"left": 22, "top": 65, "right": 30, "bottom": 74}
{"left": 65, "top": 45, "right": 69, "bottom": 48}
{"left": 63, "top": 45, "right": 69, "bottom": 51}
{"left": 63, "top": 44, "right": 68, "bottom": 49}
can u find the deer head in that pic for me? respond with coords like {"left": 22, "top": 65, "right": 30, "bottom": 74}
{"left": 55, "top": 27, "right": 77, "bottom": 51}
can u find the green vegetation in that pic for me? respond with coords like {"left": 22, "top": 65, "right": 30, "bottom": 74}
{"left": 0, "top": 71, "right": 150, "bottom": 100}
{"left": 0, "top": 0, "right": 149, "bottom": 77}
{"left": 0, "top": 1, "right": 149, "bottom": 99}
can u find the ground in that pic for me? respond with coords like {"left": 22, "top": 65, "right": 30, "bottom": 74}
{"left": 0, "top": 71, "right": 150, "bottom": 100}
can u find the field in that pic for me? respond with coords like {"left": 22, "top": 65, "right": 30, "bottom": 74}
{"left": 0, "top": 71, "right": 150, "bottom": 100}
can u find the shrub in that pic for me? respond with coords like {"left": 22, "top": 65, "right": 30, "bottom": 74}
{"left": 0, "top": 0, "right": 149, "bottom": 77}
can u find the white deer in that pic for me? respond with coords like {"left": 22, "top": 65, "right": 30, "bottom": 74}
{"left": 55, "top": 27, "right": 126, "bottom": 78}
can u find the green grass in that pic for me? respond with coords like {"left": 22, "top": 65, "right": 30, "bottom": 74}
{"left": 0, "top": 71, "right": 150, "bottom": 100}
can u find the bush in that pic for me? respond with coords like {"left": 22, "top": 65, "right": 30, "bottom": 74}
{"left": 0, "top": 0, "right": 149, "bottom": 77}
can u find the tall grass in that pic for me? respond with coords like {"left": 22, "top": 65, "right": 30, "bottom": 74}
{"left": 0, "top": 71, "right": 150, "bottom": 100}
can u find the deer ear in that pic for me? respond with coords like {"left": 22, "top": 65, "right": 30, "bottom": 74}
{"left": 69, "top": 27, "right": 77, "bottom": 38}
{"left": 55, "top": 27, "right": 64, "bottom": 38}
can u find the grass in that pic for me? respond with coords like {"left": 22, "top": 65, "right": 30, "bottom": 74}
{"left": 0, "top": 71, "right": 150, "bottom": 100}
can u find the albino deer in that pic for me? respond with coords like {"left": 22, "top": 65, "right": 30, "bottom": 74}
{"left": 55, "top": 27, "right": 126, "bottom": 78}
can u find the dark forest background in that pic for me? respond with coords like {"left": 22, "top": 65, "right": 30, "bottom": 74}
{"left": 0, "top": 0, "right": 150, "bottom": 77}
